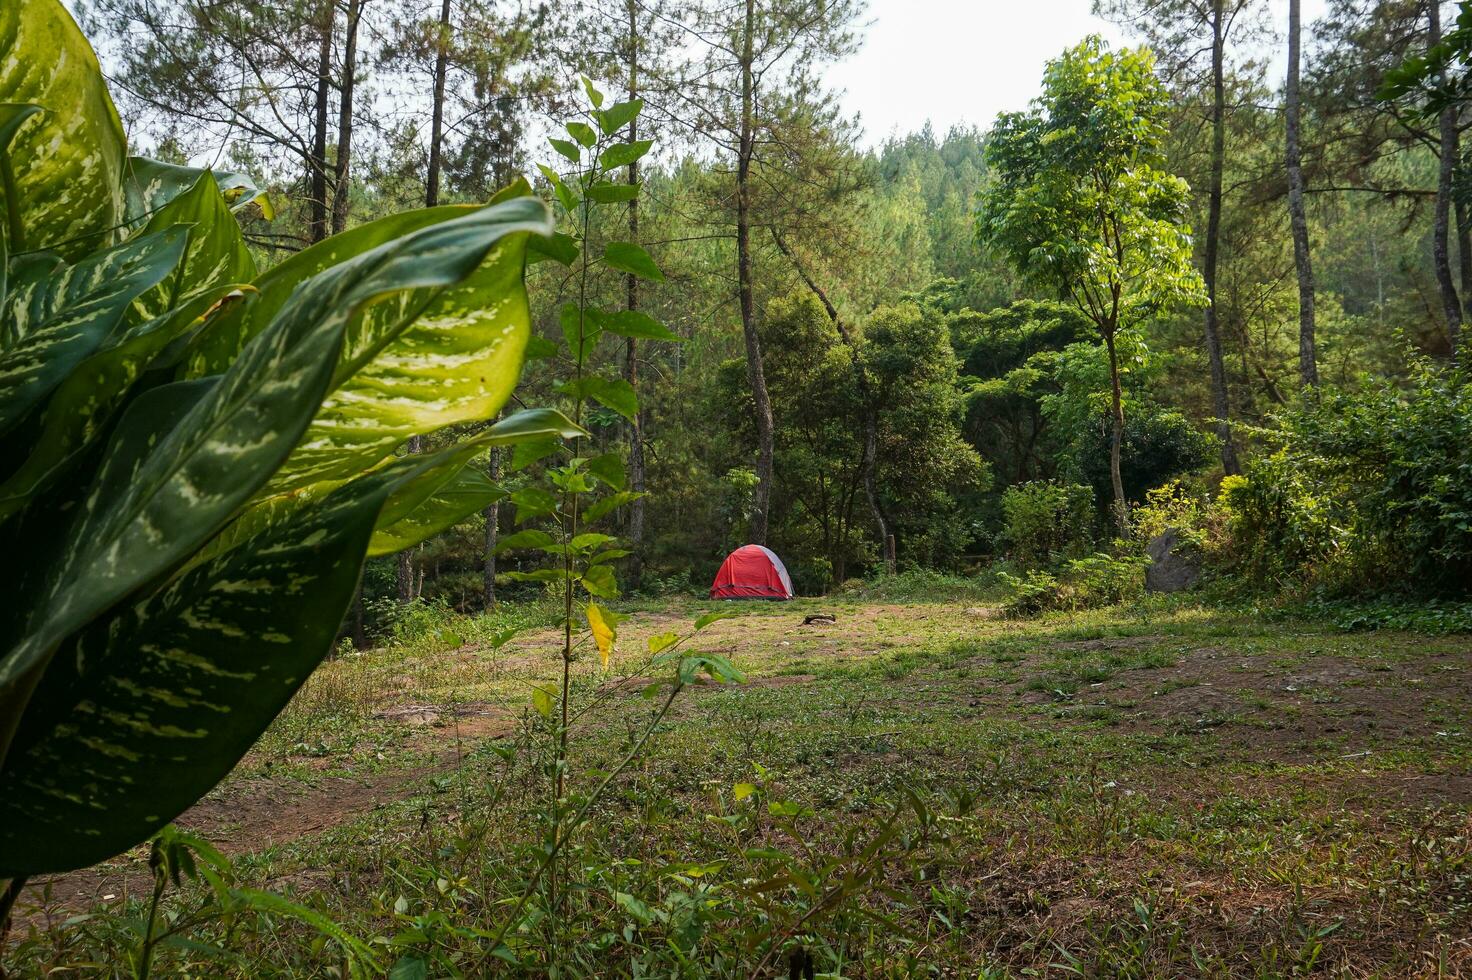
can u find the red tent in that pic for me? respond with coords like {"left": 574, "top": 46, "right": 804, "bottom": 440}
{"left": 710, "top": 544, "right": 795, "bottom": 600}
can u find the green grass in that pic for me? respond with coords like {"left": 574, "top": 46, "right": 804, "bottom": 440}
{"left": 7, "top": 595, "right": 1472, "bottom": 977}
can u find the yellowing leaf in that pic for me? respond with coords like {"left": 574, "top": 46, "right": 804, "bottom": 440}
{"left": 532, "top": 685, "right": 555, "bottom": 719}
{"left": 647, "top": 632, "right": 679, "bottom": 655}
{"left": 586, "top": 602, "right": 615, "bottom": 669}
{"left": 733, "top": 782, "right": 756, "bottom": 801}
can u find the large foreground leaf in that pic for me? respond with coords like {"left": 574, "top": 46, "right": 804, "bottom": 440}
{"left": 0, "top": 461, "right": 407, "bottom": 875}
{"left": 0, "top": 0, "right": 127, "bottom": 258}
{"left": 0, "top": 227, "right": 188, "bottom": 435}
{"left": 130, "top": 169, "right": 257, "bottom": 321}
{"left": 0, "top": 202, "right": 553, "bottom": 766}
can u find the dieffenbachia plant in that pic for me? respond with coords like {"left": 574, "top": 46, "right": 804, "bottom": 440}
{"left": 0, "top": 0, "right": 578, "bottom": 879}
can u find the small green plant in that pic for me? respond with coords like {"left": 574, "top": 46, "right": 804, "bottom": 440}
{"left": 1000, "top": 552, "right": 1147, "bottom": 615}
{"left": 999, "top": 480, "right": 1096, "bottom": 568}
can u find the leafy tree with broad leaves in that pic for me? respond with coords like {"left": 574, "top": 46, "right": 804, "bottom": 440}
{"left": 0, "top": 0, "right": 577, "bottom": 916}
{"left": 976, "top": 36, "right": 1205, "bottom": 531}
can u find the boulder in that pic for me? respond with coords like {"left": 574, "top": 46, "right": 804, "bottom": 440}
{"left": 1145, "top": 528, "right": 1201, "bottom": 593}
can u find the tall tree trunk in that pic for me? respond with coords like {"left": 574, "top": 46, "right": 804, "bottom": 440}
{"left": 483, "top": 443, "right": 500, "bottom": 608}
{"left": 1203, "top": 1, "right": 1241, "bottom": 474}
{"left": 771, "top": 229, "right": 892, "bottom": 571}
{"left": 426, "top": 0, "right": 452, "bottom": 208}
{"left": 1457, "top": 200, "right": 1472, "bottom": 323}
{"left": 624, "top": 0, "right": 646, "bottom": 589}
{"left": 1104, "top": 328, "right": 1128, "bottom": 533}
{"left": 1285, "top": 0, "right": 1318, "bottom": 389}
{"left": 736, "top": 0, "right": 774, "bottom": 544}
{"left": 1431, "top": 0, "right": 1464, "bottom": 362}
{"left": 308, "top": 0, "right": 336, "bottom": 244}
{"left": 330, "top": 0, "right": 363, "bottom": 236}
{"left": 397, "top": 434, "right": 422, "bottom": 602}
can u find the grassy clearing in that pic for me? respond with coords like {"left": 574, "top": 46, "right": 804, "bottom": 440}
{"left": 9, "top": 593, "right": 1472, "bottom": 977}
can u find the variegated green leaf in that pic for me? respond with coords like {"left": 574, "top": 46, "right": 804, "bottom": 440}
{"left": 0, "top": 203, "right": 554, "bottom": 766}
{"left": 260, "top": 195, "right": 550, "bottom": 496}
{"left": 122, "top": 156, "right": 271, "bottom": 225}
{"left": 0, "top": 0, "right": 127, "bottom": 258}
{"left": 0, "top": 457, "right": 411, "bottom": 875}
{"left": 130, "top": 169, "right": 257, "bottom": 321}
{"left": 0, "top": 283, "right": 251, "bottom": 520}
{"left": 368, "top": 463, "right": 504, "bottom": 557}
{"left": 0, "top": 226, "right": 188, "bottom": 436}
{"left": 0, "top": 103, "right": 43, "bottom": 312}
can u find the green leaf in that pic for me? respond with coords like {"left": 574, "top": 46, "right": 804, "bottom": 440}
{"left": 0, "top": 226, "right": 188, "bottom": 435}
{"left": 0, "top": 284, "right": 250, "bottom": 521}
{"left": 583, "top": 490, "right": 644, "bottom": 523}
{"left": 566, "top": 121, "right": 597, "bottom": 148}
{"left": 580, "top": 563, "right": 619, "bottom": 598}
{"left": 560, "top": 302, "right": 599, "bottom": 362}
{"left": 548, "top": 138, "right": 581, "bottom": 164}
{"left": 123, "top": 157, "right": 270, "bottom": 223}
{"left": 581, "top": 76, "right": 605, "bottom": 109}
{"left": 603, "top": 241, "right": 664, "bottom": 282}
{"left": 368, "top": 463, "right": 503, "bottom": 557}
{"left": 511, "top": 437, "right": 560, "bottom": 470}
{"left": 600, "top": 310, "right": 681, "bottom": 342}
{"left": 494, "top": 528, "right": 556, "bottom": 554}
{"left": 0, "top": 458, "right": 408, "bottom": 875}
{"left": 1, "top": 204, "right": 551, "bottom": 767}
{"left": 599, "top": 140, "right": 653, "bottom": 170}
{"left": 260, "top": 197, "right": 552, "bottom": 498}
{"left": 596, "top": 99, "right": 642, "bottom": 136}
{"left": 569, "top": 532, "right": 616, "bottom": 552}
{"left": 0, "top": 0, "right": 128, "bottom": 258}
{"left": 528, "top": 231, "right": 579, "bottom": 265}
{"left": 588, "top": 377, "right": 638, "bottom": 421}
{"left": 695, "top": 610, "right": 737, "bottom": 631}
{"left": 129, "top": 169, "right": 257, "bottom": 321}
{"left": 511, "top": 486, "right": 558, "bottom": 524}
{"left": 523, "top": 335, "right": 559, "bottom": 360}
{"left": 585, "top": 182, "right": 639, "bottom": 204}
{"left": 531, "top": 685, "right": 555, "bottom": 719}
{"left": 587, "top": 452, "right": 626, "bottom": 490}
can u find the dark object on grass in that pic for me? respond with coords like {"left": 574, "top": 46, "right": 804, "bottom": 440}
{"left": 1146, "top": 528, "right": 1201, "bottom": 593}
{"left": 803, "top": 613, "right": 837, "bottom": 625}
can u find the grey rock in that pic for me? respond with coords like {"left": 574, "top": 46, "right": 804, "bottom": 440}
{"left": 1145, "top": 528, "right": 1201, "bottom": 593}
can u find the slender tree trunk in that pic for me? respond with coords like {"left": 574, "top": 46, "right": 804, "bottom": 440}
{"left": 624, "top": 0, "right": 646, "bottom": 588}
{"left": 397, "top": 434, "right": 422, "bottom": 602}
{"left": 308, "top": 0, "right": 336, "bottom": 244}
{"left": 1285, "top": 0, "right": 1318, "bottom": 389}
{"left": 736, "top": 0, "right": 774, "bottom": 545}
{"left": 483, "top": 444, "right": 500, "bottom": 608}
{"left": 1457, "top": 200, "right": 1472, "bottom": 323}
{"left": 1431, "top": 0, "right": 1464, "bottom": 362}
{"left": 1203, "top": 1, "right": 1241, "bottom": 474}
{"left": 330, "top": 0, "right": 363, "bottom": 236}
{"left": 771, "top": 229, "right": 892, "bottom": 570}
{"left": 426, "top": 0, "right": 452, "bottom": 208}
{"left": 1104, "top": 328, "right": 1128, "bottom": 533}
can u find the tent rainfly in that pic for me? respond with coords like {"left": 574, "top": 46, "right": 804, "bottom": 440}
{"left": 709, "top": 544, "right": 795, "bottom": 600}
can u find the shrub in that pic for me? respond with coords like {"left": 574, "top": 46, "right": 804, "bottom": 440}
{"left": 1223, "top": 364, "right": 1472, "bottom": 597}
{"left": 1000, "top": 552, "right": 1148, "bottom": 615}
{"left": 999, "top": 480, "right": 1096, "bottom": 568}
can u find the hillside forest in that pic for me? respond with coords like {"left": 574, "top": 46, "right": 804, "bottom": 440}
{"left": 73, "top": 0, "right": 1472, "bottom": 613}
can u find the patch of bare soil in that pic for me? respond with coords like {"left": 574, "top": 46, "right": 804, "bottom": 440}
{"left": 374, "top": 700, "right": 517, "bottom": 741}
{"left": 1076, "top": 646, "right": 1472, "bottom": 760}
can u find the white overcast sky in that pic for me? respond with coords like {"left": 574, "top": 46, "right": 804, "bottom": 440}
{"left": 828, "top": 0, "right": 1332, "bottom": 146}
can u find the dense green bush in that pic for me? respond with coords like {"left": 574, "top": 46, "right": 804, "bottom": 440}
{"left": 999, "top": 552, "right": 1148, "bottom": 615}
{"left": 999, "top": 480, "right": 1096, "bottom": 568}
{"left": 1224, "top": 365, "right": 1472, "bottom": 596}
